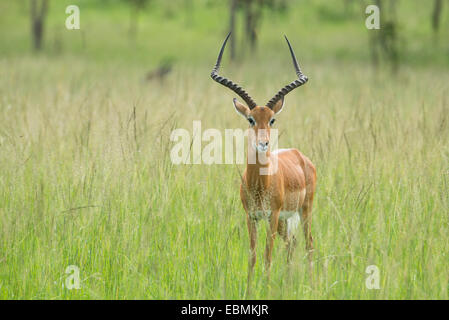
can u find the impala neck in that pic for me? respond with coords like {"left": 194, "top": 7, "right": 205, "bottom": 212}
{"left": 246, "top": 147, "right": 272, "bottom": 191}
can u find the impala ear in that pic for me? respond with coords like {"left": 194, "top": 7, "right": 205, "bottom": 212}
{"left": 271, "top": 97, "right": 284, "bottom": 115}
{"left": 233, "top": 98, "right": 251, "bottom": 119}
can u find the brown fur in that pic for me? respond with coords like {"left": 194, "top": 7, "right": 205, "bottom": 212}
{"left": 235, "top": 102, "right": 317, "bottom": 294}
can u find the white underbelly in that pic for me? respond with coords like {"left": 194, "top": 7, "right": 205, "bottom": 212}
{"left": 279, "top": 210, "right": 298, "bottom": 220}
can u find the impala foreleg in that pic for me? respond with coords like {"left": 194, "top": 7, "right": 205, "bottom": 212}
{"left": 246, "top": 215, "right": 257, "bottom": 295}
{"left": 300, "top": 203, "right": 314, "bottom": 268}
{"left": 264, "top": 210, "right": 280, "bottom": 278}
{"left": 278, "top": 219, "right": 297, "bottom": 264}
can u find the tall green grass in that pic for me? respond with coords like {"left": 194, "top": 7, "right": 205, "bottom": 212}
{"left": 0, "top": 54, "right": 447, "bottom": 299}
{"left": 0, "top": 0, "right": 448, "bottom": 300}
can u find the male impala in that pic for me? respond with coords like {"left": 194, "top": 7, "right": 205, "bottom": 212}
{"left": 211, "top": 33, "right": 316, "bottom": 289}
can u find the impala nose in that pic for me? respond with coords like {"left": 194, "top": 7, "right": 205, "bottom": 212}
{"left": 258, "top": 141, "right": 269, "bottom": 151}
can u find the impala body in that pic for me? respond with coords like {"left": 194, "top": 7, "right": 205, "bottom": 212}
{"left": 211, "top": 33, "right": 316, "bottom": 292}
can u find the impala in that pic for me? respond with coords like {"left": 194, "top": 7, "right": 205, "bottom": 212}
{"left": 211, "top": 33, "right": 317, "bottom": 290}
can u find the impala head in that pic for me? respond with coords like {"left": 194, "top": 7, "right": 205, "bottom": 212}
{"left": 233, "top": 100, "right": 283, "bottom": 153}
{"left": 211, "top": 32, "right": 308, "bottom": 153}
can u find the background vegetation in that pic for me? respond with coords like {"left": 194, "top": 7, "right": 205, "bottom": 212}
{"left": 0, "top": 0, "right": 448, "bottom": 299}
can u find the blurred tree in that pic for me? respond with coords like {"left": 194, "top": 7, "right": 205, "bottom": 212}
{"left": 124, "top": 0, "right": 150, "bottom": 38}
{"left": 243, "top": 0, "right": 261, "bottom": 50}
{"left": 432, "top": 0, "right": 443, "bottom": 34}
{"left": 368, "top": 0, "right": 399, "bottom": 73}
{"left": 228, "top": 0, "right": 289, "bottom": 59}
{"left": 30, "top": 0, "right": 48, "bottom": 51}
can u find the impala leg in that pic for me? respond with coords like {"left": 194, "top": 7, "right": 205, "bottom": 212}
{"left": 246, "top": 216, "right": 257, "bottom": 297}
{"left": 264, "top": 210, "right": 279, "bottom": 280}
{"left": 302, "top": 161, "right": 316, "bottom": 274}
{"left": 300, "top": 204, "right": 314, "bottom": 272}
{"left": 278, "top": 220, "right": 296, "bottom": 264}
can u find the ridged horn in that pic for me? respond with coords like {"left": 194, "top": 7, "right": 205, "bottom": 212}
{"left": 211, "top": 32, "right": 258, "bottom": 109}
{"left": 266, "top": 35, "right": 308, "bottom": 109}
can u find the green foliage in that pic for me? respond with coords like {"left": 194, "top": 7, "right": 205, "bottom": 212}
{"left": 0, "top": 0, "right": 448, "bottom": 67}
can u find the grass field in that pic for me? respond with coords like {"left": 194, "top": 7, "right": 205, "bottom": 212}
{"left": 0, "top": 0, "right": 448, "bottom": 299}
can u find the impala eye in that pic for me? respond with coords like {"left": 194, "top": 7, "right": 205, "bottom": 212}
{"left": 269, "top": 118, "right": 276, "bottom": 126}
{"left": 248, "top": 117, "right": 255, "bottom": 126}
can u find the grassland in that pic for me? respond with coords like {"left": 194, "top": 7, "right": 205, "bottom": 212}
{"left": 0, "top": 0, "right": 448, "bottom": 299}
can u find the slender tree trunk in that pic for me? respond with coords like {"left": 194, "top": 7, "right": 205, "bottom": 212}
{"left": 30, "top": 0, "right": 48, "bottom": 51}
{"left": 243, "top": 0, "right": 262, "bottom": 51}
{"left": 387, "top": 0, "right": 399, "bottom": 73}
{"left": 244, "top": 0, "right": 257, "bottom": 50}
{"left": 370, "top": 0, "right": 399, "bottom": 73}
{"left": 244, "top": 0, "right": 252, "bottom": 48}
{"left": 250, "top": 4, "right": 261, "bottom": 50}
{"left": 432, "top": 0, "right": 443, "bottom": 33}
{"left": 369, "top": 0, "right": 382, "bottom": 67}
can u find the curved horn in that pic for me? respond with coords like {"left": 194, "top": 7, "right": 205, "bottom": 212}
{"left": 266, "top": 35, "right": 308, "bottom": 109}
{"left": 211, "top": 32, "right": 258, "bottom": 109}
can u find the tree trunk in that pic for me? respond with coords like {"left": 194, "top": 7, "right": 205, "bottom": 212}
{"left": 30, "top": 0, "right": 48, "bottom": 51}
{"left": 243, "top": 0, "right": 262, "bottom": 51}
{"left": 244, "top": 0, "right": 257, "bottom": 50}
{"left": 432, "top": 0, "right": 443, "bottom": 33}
{"left": 369, "top": 0, "right": 382, "bottom": 67}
